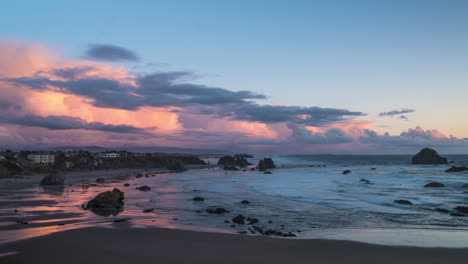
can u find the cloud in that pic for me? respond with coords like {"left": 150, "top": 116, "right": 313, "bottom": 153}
{"left": 4, "top": 70, "right": 363, "bottom": 127}
{"left": 0, "top": 113, "right": 147, "bottom": 134}
{"left": 379, "top": 109, "right": 415, "bottom": 117}
{"left": 84, "top": 44, "right": 140, "bottom": 62}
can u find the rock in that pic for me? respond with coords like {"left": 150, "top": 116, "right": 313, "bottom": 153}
{"left": 250, "top": 168, "right": 255, "bottom": 171}
{"left": 123, "top": 183, "right": 130, "bottom": 187}
{"left": 96, "top": 178, "right": 105, "bottom": 183}
{"left": 86, "top": 188, "right": 124, "bottom": 209}
{"left": 232, "top": 215, "right": 246, "bottom": 224}
{"left": 136, "top": 185, "right": 151, "bottom": 191}
{"left": 450, "top": 213, "right": 465, "bottom": 217}
{"left": 370, "top": 168, "right": 377, "bottom": 170}
{"left": 40, "top": 172, "right": 64, "bottom": 186}
{"left": 435, "top": 208, "right": 450, "bottom": 213}
{"left": 462, "top": 183, "right": 468, "bottom": 188}
{"left": 424, "top": 182, "right": 445, "bottom": 188}
{"left": 218, "top": 156, "right": 251, "bottom": 167}
{"left": 263, "top": 171, "right": 272, "bottom": 174}
{"left": 454, "top": 206, "right": 468, "bottom": 214}
{"left": 445, "top": 166, "right": 468, "bottom": 173}
{"left": 143, "top": 208, "right": 154, "bottom": 213}
{"left": 223, "top": 166, "right": 239, "bottom": 171}
{"left": 342, "top": 170, "right": 351, "bottom": 175}
{"left": 113, "top": 218, "right": 130, "bottom": 223}
{"left": 230, "top": 224, "right": 235, "bottom": 228}
{"left": 247, "top": 217, "right": 259, "bottom": 225}
{"left": 136, "top": 173, "right": 143, "bottom": 178}
{"left": 257, "top": 158, "right": 276, "bottom": 171}
{"left": 241, "top": 200, "right": 250, "bottom": 204}
{"left": 224, "top": 220, "right": 230, "bottom": 223}
{"left": 167, "top": 160, "right": 186, "bottom": 172}
{"left": 193, "top": 196, "right": 205, "bottom": 201}
{"left": 394, "top": 199, "right": 412, "bottom": 205}
{"left": 206, "top": 207, "right": 229, "bottom": 214}
{"left": 360, "top": 179, "right": 371, "bottom": 184}
{"left": 411, "top": 148, "right": 448, "bottom": 164}
{"left": 238, "top": 231, "right": 247, "bottom": 234}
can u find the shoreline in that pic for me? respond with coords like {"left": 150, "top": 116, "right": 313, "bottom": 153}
{"left": 1, "top": 227, "right": 467, "bottom": 264}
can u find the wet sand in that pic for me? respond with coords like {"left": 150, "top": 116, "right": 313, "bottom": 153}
{"left": 1, "top": 227, "right": 467, "bottom": 264}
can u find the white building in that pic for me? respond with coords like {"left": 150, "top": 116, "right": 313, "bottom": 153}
{"left": 97, "top": 152, "right": 120, "bottom": 159}
{"left": 27, "top": 154, "right": 55, "bottom": 165}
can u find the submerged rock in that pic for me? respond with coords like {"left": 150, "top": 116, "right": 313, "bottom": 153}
{"left": 342, "top": 170, "right": 351, "bottom": 175}
{"left": 206, "top": 207, "right": 229, "bottom": 214}
{"left": 360, "top": 179, "right": 371, "bottom": 184}
{"left": 136, "top": 185, "right": 151, "bottom": 191}
{"left": 394, "top": 199, "right": 412, "bottom": 205}
{"left": 445, "top": 166, "right": 468, "bottom": 173}
{"left": 96, "top": 178, "right": 105, "bottom": 183}
{"left": 40, "top": 172, "right": 64, "bottom": 186}
{"left": 86, "top": 188, "right": 124, "bottom": 209}
{"left": 435, "top": 208, "right": 450, "bottom": 213}
{"left": 257, "top": 158, "right": 276, "bottom": 171}
{"left": 454, "top": 206, "right": 468, "bottom": 214}
{"left": 424, "top": 182, "right": 445, "bottom": 188}
{"left": 411, "top": 148, "right": 448, "bottom": 164}
{"left": 247, "top": 217, "right": 259, "bottom": 225}
{"left": 123, "top": 183, "right": 130, "bottom": 187}
{"left": 143, "top": 208, "right": 154, "bottom": 213}
{"left": 193, "top": 196, "right": 205, "bottom": 201}
{"left": 450, "top": 213, "right": 465, "bottom": 217}
{"left": 241, "top": 200, "right": 250, "bottom": 204}
{"left": 136, "top": 173, "right": 143, "bottom": 178}
{"left": 263, "top": 171, "right": 272, "bottom": 174}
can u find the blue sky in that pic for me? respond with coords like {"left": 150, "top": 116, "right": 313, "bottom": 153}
{"left": 1, "top": 0, "right": 468, "bottom": 153}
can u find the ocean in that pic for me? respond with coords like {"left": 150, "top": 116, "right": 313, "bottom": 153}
{"left": 1, "top": 155, "right": 468, "bottom": 247}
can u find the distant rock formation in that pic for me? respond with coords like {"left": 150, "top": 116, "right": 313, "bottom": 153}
{"left": 40, "top": 172, "right": 64, "bottom": 186}
{"left": 257, "top": 158, "right": 276, "bottom": 171}
{"left": 411, "top": 148, "right": 448, "bottom": 164}
{"left": 85, "top": 188, "right": 124, "bottom": 209}
{"left": 217, "top": 156, "right": 251, "bottom": 167}
{"left": 445, "top": 166, "right": 468, "bottom": 173}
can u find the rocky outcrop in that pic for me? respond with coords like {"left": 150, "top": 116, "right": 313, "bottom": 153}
{"left": 85, "top": 188, "right": 124, "bottom": 209}
{"left": 257, "top": 158, "right": 276, "bottom": 171}
{"left": 40, "top": 172, "right": 64, "bottom": 186}
{"left": 445, "top": 166, "right": 468, "bottom": 173}
{"left": 411, "top": 148, "right": 448, "bottom": 164}
{"left": 217, "top": 156, "right": 251, "bottom": 167}
{"left": 424, "top": 182, "right": 445, "bottom": 188}
{"left": 394, "top": 199, "right": 412, "bottom": 205}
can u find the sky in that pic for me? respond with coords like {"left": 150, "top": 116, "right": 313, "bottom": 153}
{"left": 1, "top": 0, "right": 468, "bottom": 154}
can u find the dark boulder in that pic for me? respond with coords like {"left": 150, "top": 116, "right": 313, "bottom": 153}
{"left": 411, "top": 148, "right": 447, "bottom": 164}
{"left": 445, "top": 166, "right": 468, "bottom": 173}
{"left": 342, "top": 170, "right": 351, "bottom": 175}
{"left": 232, "top": 215, "right": 246, "bottom": 224}
{"left": 136, "top": 173, "right": 143, "bottom": 178}
{"left": 360, "top": 179, "right": 371, "bottom": 184}
{"left": 424, "top": 182, "right": 445, "bottom": 188}
{"left": 193, "top": 196, "right": 205, "bottom": 201}
{"left": 435, "top": 208, "right": 450, "bottom": 213}
{"left": 257, "top": 158, "right": 276, "bottom": 171}
{"left": 263, "top": 171, "right": 272, "bottom": 174}
{"left": 394, "top": 199, "right": 412, "bottom": 205}
{"left": 247, "top": 217, "right": 259, "bottom": 225}
{"left": 218, "top": 155, "right": 251, "bottom": 167}
{"left": 241, "top": 200, "right": 250, "bottom": 204}
{"left": 143, "top": 208, "right": 154, "bottom": 213}
{"left": 136, "top": 185, "right": 151, "bottom": 191}
{"left": 454, "top": 206, "right": 468, "bottom": 214}
{"left": 123, "top": 183, "right": 130, "bottom": 187}
{"left": 206, "top": 207, "right": 229, "bottom": 214}
{"left": 96, "top": 178, "right": 105, "bottom": 183}
{"left": 86, "top": 188, "right": 124, "bottom": 209}
{"left": 40, "top": 172, "right": 64, "bottom": 186}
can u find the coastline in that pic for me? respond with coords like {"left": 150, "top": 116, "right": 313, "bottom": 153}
{"left": 1, "top": 227, "right": 467, "bottom": 264}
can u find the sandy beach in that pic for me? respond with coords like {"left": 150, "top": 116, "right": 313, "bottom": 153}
{"left": 1, "top": 227, "right": 467, "bottom": 264}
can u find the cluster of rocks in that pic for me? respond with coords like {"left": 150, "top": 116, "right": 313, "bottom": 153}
{"left": 257, "top": 158, "right": 276, "bottom": 171}
{"left": 218, "top": 155, "right": 252, "bottom": 169}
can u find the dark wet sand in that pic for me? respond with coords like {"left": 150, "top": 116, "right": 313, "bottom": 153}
{"left": 1, "top": 227, "right": 467, "bottom": 264}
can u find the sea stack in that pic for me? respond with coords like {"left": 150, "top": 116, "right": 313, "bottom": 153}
{"left": 411, "top": 148, "right": 448, "bottom": 164}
